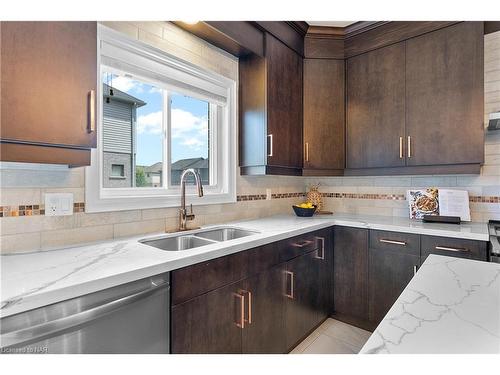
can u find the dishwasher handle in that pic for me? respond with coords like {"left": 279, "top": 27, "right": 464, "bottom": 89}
{"left": 1, "top": 280, "right": 169, "bottom": 349}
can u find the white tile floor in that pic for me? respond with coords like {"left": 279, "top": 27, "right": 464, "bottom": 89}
{"left": 289, "top": 318, "right": 372, "bottom": 354}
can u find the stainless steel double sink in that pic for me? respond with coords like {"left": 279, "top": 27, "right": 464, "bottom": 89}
{"left": 139, "top": 227, "right": 260, "bottom": 251}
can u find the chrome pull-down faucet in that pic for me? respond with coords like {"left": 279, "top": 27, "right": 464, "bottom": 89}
{"left": 178, "top": 168, "right": 204, "bottom": 231}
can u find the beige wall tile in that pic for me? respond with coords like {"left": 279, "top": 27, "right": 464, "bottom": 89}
{"left": 41, "top": 226, "right": 114, "bottom": 250}
{"left": 1, "top": 232, "right": 41, "bottom": 254}
{"left": 1, "top": 216, "right": 42, "bottom": 235}
{"left": 0, "top": 188, "right": 41, "bottom": 205}
{"left": 77, "top": 210, "right": 142, "bottom": 227}
{"left": 113, "top": 219, "right": 165, "bottom": 238}
{"left": 101, "top": 21, "right": 139, "bottom": 40}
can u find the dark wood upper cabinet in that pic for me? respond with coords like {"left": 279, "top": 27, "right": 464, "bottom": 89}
{"left": 405, "top": 22, "right": 484, "bottom": 167}
{"left": 303, "top": 59, "right": 345, "bottom": 175}
{"left": 239, "top": 32, "right": 303, "bottom": 176}
{"left": 346, "top": 43, "right": 406, "bottom": 169}
{"left": 0, "top": 22, "right": 97, "bottom": 166}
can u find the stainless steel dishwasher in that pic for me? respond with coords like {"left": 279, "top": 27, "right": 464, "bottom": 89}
{"left": 0, "top": 273, "right": 170, "bottom": 354}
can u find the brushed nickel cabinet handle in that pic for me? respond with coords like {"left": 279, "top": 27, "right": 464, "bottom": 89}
{"left": 285, "top": 271, "right": 294, "bottom": 299}
{"left": 88, "top": 89, "right": 96, "bottom": 133}
{"left": 267, "top": 134, "right": 273, "bottom": 157}
{"left": 435, "top": 246, "right": 469, "bottom": 253}
{"left": 413, "top": 265, "right": 418, "bottom": 275}
{"left": 379, "top": 239, "right": 407, "bottom": 246}
{"left": 399, "top": 136, "right": 403, "bottom": 159}
{"left": 315, "top": 236, "right": 325, "bottom": 260}
{"left": 407, "top": 136, "right": 411, "bottom": 158}
{"left": 305, "top": 142, "right": 310, "bottom": 162}
{"left": 292, "top": 239, "right": 314, "bottom": 248}
{"left": 234, "top": 293, "right": 245, "bottom": 329}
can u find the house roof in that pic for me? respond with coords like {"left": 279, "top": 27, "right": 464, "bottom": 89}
{"left": 143, "top": 161, "right": 163, "bottom": 173}
{"left": 171, "top": 157, "right": 208, "bottom": 170}
{"left": 140, "top": 158, "right": 208, "bottom": 174}
{"left": 103, "top": 83, "right": 146, "bottom": 107}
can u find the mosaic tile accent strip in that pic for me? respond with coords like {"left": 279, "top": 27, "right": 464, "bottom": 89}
{"left": 321, "top": 192, "right": 406, "bottom": 200}
{"left": 0, "top": 203, "right": 85, "bottom": 217}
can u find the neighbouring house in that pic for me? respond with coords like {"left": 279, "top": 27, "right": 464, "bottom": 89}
{"left": 102, "top": 83, "right": 146, "bottom": 188}
{"left": 171, "top": 157, "right": 209, "bottom": 185}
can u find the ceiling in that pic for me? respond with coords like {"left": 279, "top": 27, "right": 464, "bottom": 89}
{"left": 307, "top": 21, "right": 357, "bottom": 27}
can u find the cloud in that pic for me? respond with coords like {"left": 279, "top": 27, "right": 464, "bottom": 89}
{"left": 137, "top": 111, "right": 163, "bottom": 134}
{"left": 171, "top": 108, "right": 208, "bottom": 151}
{"left": 110, "top": 76, "right": 138, "bottom": 92}
{"left": 136, "top": 107, "right": 208, "bottom": 152}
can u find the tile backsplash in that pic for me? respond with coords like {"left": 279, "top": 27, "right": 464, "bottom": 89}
{"left": 1, "top": 24, "right": 499, "bottom": 254}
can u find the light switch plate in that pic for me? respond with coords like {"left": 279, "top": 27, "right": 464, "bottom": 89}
{"left": 44, "top": 193, "right": 74, "bottom": 216}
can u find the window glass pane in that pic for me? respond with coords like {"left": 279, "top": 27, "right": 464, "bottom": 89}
{"left": 111, "top": 164, "right": 125, "bottom": 177}
{"left": 170, "top": 92, "right": 211, "bottom": 186}
{"left": 102, "top": 71, "right": 163, "bottom": 188}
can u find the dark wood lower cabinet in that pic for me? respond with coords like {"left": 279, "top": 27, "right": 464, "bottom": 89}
{"left": 171, "top": 281, "right": 244, "bottom": 354}
{"left": 333, "top": 226, "right": 369, "bottom": 322}
{"left": 284, "top": 251, "right": 320, "bottom": 349}
{"left": 368, "top": 248, "right": 420, "bottom": 324}
{"left": 241, "top": 265, "right": 286, "bottom": 354}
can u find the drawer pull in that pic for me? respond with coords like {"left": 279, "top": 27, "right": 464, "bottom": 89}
{"left": 315, "top": 236, "right": 325, "bottom": 260}
{"left": 435, "top": 246, "right": 469, "bottom": 253}
{"left": 88, "top": 89, "right": 96, "bottom": 133}
{"left": 285, "top": 271, "right": 294, "bottom": 299}
{"left": 379, "top": 239, "right": 407, "bottom": 246}
{"left": 292, "top": 239, "right": 314, "bottom": 248}
{"left": 240, "top": 290, "right": 252, "bottom": 325}
{"left": 234, "top": 293, "right": 245, "bottom": 329}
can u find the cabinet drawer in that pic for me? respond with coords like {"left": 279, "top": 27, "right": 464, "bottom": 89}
{"left": 421, "top": 235, "right": 487, "bottom": 262}
{"left": 369, "top": 230, "right": 420, "bottom": 256}
{"left": 279, "top": 229, "right": 327, "bottom": 262}
{"left": 172, "top": 251, "right": 248, "bottom": 305}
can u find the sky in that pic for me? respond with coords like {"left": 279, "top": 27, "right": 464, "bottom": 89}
{"left": 104, "top": 73, "right": 209, "bottom": 166}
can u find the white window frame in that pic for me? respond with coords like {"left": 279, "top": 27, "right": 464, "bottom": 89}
{"left": 86, "top": 25, "right": 237, "bottom": 213}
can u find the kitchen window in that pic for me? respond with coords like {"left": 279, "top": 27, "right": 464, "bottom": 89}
{"left": 86, "top": 25, "right": 237, "bottom": 212}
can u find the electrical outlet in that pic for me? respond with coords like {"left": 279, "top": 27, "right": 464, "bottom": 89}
{"left": 44, "top": 193, "right": 74, "bottom": 216}
{"left": 266, "top": 189, "right": 272, "bottom": 200}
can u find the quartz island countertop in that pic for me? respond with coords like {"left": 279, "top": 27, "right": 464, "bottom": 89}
{"left": 1, "top": 213, "right": 489, "bottom": 319}
{"left": 360, "top": 254, "right": 500, "bottom": 354}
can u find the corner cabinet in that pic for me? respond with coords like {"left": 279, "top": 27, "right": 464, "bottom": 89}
{"left": 0, "top": 22, "right": 97, "bottom": 166}
{"left": 239, "top": 32, "right": 303, "bottom": 176}
{"left": 303, "top": 58, "right": 345, "bottom": 175}
{"left": 346, "top": 21, "right": 484, "bottom": 175}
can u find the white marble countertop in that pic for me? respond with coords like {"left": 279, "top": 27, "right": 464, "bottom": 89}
{"left": 0, "top": 213, "right": 489, "bottom": 318}
{"left": 360, "top": 254, "right": 500, "bottom": 354}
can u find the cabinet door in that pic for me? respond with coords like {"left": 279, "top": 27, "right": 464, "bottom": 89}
{"left": 303, "top": 59, "right": 345, "bottom": 174}
{"left": 171, "top": 281, "right": 244, "bottom": 354}
{"left": 242, "top": 265, "right": 287, "bottom": 354}
{"left": 284, "top": 251, "right": 319, "bottom": 350}
{"left": 406, "top": 22, "right": 484, "bottom": 166}
{"left": 333, "top": 226, "right": 369, "bottom": 320}
{"left": 368, "top": 248, "right": 420, "bottom": 324}
{"left": 265, "top": 33, "right": 303, "bottom": 170}
{"left": 1, "top": 22, "right": 97, "bottom": 149}
{"left": 314, "top": 228, "right": 334, "bottom": 322}
{"left": 346, "top": 43, "right": 406, "bottom": 169}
